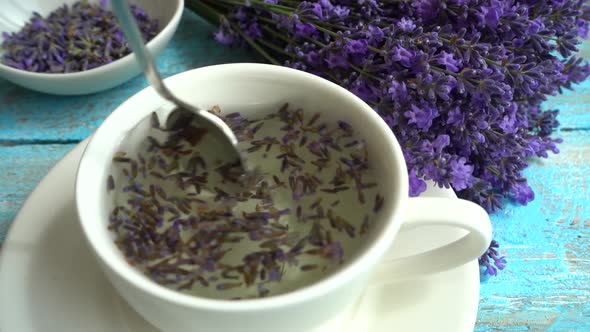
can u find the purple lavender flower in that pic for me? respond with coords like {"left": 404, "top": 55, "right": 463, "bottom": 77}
{"left": 397, "top": 17, "right": 416, "bottom": 32}
{"left": 305, "top": 50, "right": 321, "bottom": 66}
{"left": 404, "top": 104, "right": 439, "bottom": 131}
{"left": 330, "top": 5, "right": 350, "bottom": 20}
{"left": 297, "top": 1, "right": 324, "bottom": 20}
{"left": 432, "top": 51, "right": 462, "bottom": 72}
{"left": 387, "top": 80, "right": 408, "bottom": 101}
{"left": 345, "top": 39, "right": 368, "bottom": 55}
{"left": 245, "top": 22, "right": 263, "bottom": 39}
{"left": 190, "top": 0, "right": 590, "bottom": 277}
{"left": 577, "top": 19, "right": 589, "bottom": 38}
{"left": 476, "top": 4, "right": 503, "bottom": 28}
{"left": 1, "top": 1, "right": 158, "bottom": 73}
{"left": 510, "top": 181, "right": 535, "bottom": 205}
{"left": 364, "top": 25, "right": 384, "bottom": 45}
{"left": 390, "top": 45, "right": 415, "bottom": 68}
{"left": 449, "top": 157, "right": 474, "bottom": 191}
{"left": 318, "top": 0, "right": 333, "bottom": 11}
{"left": 350, "top": 78, "right": 376, "bottom": 100}
{"left": 411, "top": 0, "right": 441, "bottom": 21}
{"left": 295, "top": 22, "right": 317, "bottom": 38}
{"left": 527, "top": 17, "right": 546, "bottom": 35}
{"left": 479, "top": 240, "right": 506, "bottom": 276}
{"left": 432, "top": 135, "right": 450, "bottom": 152}
{"left": 233, "top": 7, "right": 248, "bottom": 21}
{"left": 213, "top": 30, "right": 235, "bottom": 45}
{"left": 325, "top": 52, "right": 348, "bottom": 68}
{"left": 409, "top": 169, "right": 427, "bottom": 197}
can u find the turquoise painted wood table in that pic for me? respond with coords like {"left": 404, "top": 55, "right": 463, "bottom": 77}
{"left": 0, "top": 10, "right": 588, "bottom": 331}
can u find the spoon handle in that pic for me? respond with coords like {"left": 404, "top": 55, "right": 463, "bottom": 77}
{"left": 110, "top": 0, "right": 177, "bottom": 103}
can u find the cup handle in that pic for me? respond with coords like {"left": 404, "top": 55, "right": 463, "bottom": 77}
{"left": 370, "top": 197, "right": 492, "bottom": 284}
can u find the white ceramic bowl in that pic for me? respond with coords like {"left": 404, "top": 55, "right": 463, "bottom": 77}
{"left": 0, "top": 0, "right": 183, "bottom": 95}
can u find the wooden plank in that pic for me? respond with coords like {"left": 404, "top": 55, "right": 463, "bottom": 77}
{"left": 476, "top": 129, "right": 590, "bottom": 331}
{"left": 543, "top": 83, "right": 590, "bottom": 130}
{"left": 0, "top": 10, "right": 257, "bottom": 143}
{"left": 548, "top": 37, "right": 590, "bottom": 129}
{"left": 0, "top": 144, "right": 75, "bottom": 244}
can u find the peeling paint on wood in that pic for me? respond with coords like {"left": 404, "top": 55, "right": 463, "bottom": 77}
{"left": 477, "top": 130, "right": 590, "bottom": 331}
{"left": 0, "top": 144, "right": 73, "bottom": 242}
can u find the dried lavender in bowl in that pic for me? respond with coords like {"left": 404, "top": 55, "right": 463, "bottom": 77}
{"left": 1, "top": 1, "right": 158, "bottom": 73}
{"left": 107, "top": 104, "right": 384, "bottom": 300}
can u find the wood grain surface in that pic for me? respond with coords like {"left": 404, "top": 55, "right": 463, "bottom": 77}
{"left": 475, "top": 129, "right": 590, "bottom": 331}
{"left": 0, "top": 9, "right": 588, "bottom": 332}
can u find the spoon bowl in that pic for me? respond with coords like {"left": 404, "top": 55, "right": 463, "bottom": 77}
{"left": 110, "top": 0, "right": 250, "bottom": 192}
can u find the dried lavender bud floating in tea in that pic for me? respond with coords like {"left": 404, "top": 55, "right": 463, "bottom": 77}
{"left": 107, "top": 104, "right": 384, "bottom": 300}
{"left": 1, "top": 1, "right": 158, "bottom": 73}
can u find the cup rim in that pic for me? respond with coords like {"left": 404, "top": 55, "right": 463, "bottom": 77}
{"left": 75, "top": 63, "right": 408, "bottom": 312}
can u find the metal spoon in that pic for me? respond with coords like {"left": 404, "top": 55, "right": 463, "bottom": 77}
{"left": 111, "top": 0, "right": 250, "bottom": 190}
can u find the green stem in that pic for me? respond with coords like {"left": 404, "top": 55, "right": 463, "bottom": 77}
{"left": 322, "top": 70, "right": 346, "bottom": 87}
{"left": 431, "top": 65, "right": 459, "bottom": 77}
{"left": 185, "top": 0, "right": 222, "bottom": 26}
{"left": 304, "top": 36, "right": 326, "bottom": 48}
{"left": 439, "top": 36, "right": 504, "bottom": 67}
{"left": 309, "top": 20, "right": 384, "bottom": 55}
{"left": 349, "top": 63, "right": 382, "bottom": 82}
{"left": 246, "top": 0, "right": 295, "bottom": 11}
{"left": 200, "top": 0, "right": 234, "bottom": 12}
{"left": 313, "top": 23, "right": 340, "bottom": 38}
{"left": 486, "top": 166, "right": 501, "bottom": 176}
{"left": 227, "top": 19, "right": 280, "bottom": 65}
{"left": 367, "top": 45, "right": 384, "bottom": 54}
{"left": 216, "top": 0, "right": 294, "bottom": 15}
{"left": 260, "top": 24, "right": 294, "bottom": 45}
{"left": 309, "top": 19, "right": 352, "bottom": 31}
{"left": 257, "top": 38, "right": 294, "bottom": 58}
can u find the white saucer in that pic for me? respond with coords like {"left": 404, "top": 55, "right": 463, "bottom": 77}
{"left": 0, "top": 141, "right": 480, "bottom": 332}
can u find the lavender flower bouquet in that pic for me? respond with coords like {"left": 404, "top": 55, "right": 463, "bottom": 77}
{"left": 186, "top": 0, "right": 590, "bottom": 276}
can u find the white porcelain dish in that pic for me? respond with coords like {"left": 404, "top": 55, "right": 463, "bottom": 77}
{"left": 0, "top": 0, "right": 183, "bottom": 95}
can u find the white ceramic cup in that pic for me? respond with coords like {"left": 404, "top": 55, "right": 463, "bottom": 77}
{"left": 76, "top": 63, "right": 492, "bottom": 332}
